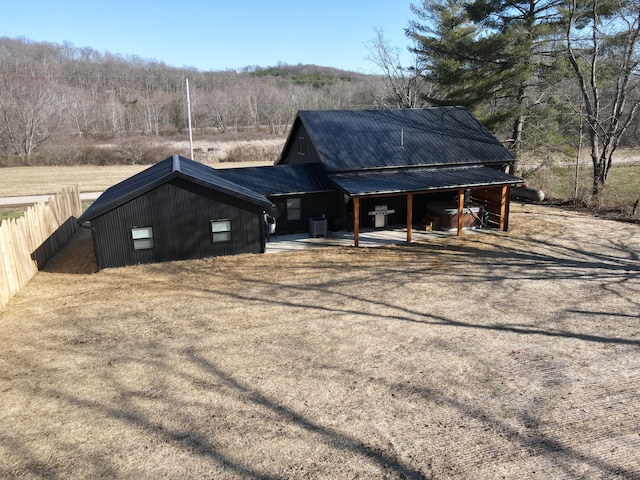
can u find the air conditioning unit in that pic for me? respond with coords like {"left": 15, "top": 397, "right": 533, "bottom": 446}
{"left": 309, "top": 217, "right": 328, "bottom": 237}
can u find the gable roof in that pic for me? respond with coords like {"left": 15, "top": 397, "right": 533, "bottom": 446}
{"left": 214, "top": 163, "right": 333, "bottom": 196}
{"left": 77, "top": 155, "right": 274, "bottom": 223}
{"left": 279, "top": 107, "right": 516, "bottom": 172}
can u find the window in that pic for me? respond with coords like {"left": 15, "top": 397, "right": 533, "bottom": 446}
{"left": 297, "top": 136, "right": 306, "bottom": 156}
{"left": 286, "top": 198, "right": 301, "bottom": 221}
{"left": 131, "top": 226, "right": 153, "bottom": 250}
{"left": 211, "top": 219, "right": 231, "bottom": 243}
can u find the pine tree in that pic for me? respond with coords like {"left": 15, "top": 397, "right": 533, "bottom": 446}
{"left": 409, "top": 0, "right": 565, "bottom": 167}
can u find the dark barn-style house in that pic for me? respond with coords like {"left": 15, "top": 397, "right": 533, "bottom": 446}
{"left": 79, "top": 107, "right": 522, "bottom": 269}
{"left": 220, "top": 106, "right": 522, "bottom": 244}
{"left": 77, "top": 154, "right": 274, "bottom": 269}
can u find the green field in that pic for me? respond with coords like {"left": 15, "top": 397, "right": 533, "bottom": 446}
{"left": 518, "top": 161, "right": 640, "bottom": 216}
{"left": 0, "top": 207, "right": 28, "bottom": 221}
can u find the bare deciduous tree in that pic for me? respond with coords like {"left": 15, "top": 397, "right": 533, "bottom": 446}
{"left": 366, "top": 27, "right": 431, "bottom": 108}
{"left": 0, "top": 75, "right": 63, "bottom": 163}
{"left": 566, "top": 0, "right": 640, "bottom": 202}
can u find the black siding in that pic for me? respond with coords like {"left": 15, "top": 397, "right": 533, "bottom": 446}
{"left": 270, "top": 191, "right": 340, "bottom": 234}
{"left": 279, "top": 123, "right": 322, "bottom": 166}
{"left": 91, "top": 178, "right": 266, "bottom": 269}
{"left": 353, "top": 196, "right": 408, "bottom": 229}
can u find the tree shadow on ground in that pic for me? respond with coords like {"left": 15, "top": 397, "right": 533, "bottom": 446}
{"left": 6, "top": 206, "right": 637, "bottom": 477}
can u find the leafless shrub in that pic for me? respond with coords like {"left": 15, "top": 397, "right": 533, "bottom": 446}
{"left": 219, "top": 142, "right": 280, "bottom": 163}
{"left": 113, "top": 138, "right": 172, "bottom": 165}
{"left": 23, "top": 140, "right": 83, "bottom": 166}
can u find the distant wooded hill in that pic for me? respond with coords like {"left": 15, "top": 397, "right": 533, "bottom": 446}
{"left": 0, "top": 37, "right": 390, "bottom": 166}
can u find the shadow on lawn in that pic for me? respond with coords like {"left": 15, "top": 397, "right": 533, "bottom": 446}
{"left": 0, "top": 349, "right": 283, "bottom": 480}
{"left": 4, "top": 305, "right": 636, "bottom": 479}
{"left": 2, "top": 346, "right": 429, "bottom": 479}
{"left": 185, "top": 351, "right": 428, "bottom": 479}
{"left": 186, "top": 224, "right": 640, "bottom": 347}
{"left": 381, "top": 376, "right": 640, "bottom": 479}
{"left": 7, "top": 207, "right": 637, "bottom": 478}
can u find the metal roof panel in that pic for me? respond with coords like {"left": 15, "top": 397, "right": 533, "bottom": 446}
{"left": 78, "top": 155, "right": 273, "bottom": 222}
{"left": 295, "top": 107, "right": 516, "bottom": 172}
{"left": 329, "top": 165, "right": 522, "bottom": 196}
{"left": 214, "top": 163, "right": 333, "bottom": 196}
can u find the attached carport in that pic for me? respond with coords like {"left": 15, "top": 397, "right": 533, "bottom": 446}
{"left": 329, "top": 165, "right": 523, "bottom": 247}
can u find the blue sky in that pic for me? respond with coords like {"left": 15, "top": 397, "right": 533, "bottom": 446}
{"left": 1, "top": 1, "right": 416, "bottom": 74}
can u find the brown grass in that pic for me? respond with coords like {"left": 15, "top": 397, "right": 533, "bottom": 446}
{"left": 0, "top": 162, "right": 272, "bottom": 198}
{"left": 0, "top": 165, "right": 150, "bottom": 197}
{"left": 1, "top": 204, "right": 639, "bottom": 479}
{"left": 0, "top": 141, "right": 276, "bottom": 197}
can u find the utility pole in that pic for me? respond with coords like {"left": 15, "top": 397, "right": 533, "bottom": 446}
{"left": 186, "top": 78, "right": 194, "bottom": 160}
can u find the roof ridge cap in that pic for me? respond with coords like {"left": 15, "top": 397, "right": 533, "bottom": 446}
{"left": 172, "top": 154, "right": 181, "bottom": 173}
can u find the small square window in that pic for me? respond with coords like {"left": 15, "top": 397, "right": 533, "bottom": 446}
{"left": 132, "top": 226, "right": 153, "bottom": 250}
{"left": 211, "top": 219, "right": 231, "bottom": 243}
{"left": 286, "top": 198, "right": 301, "bottom": 221}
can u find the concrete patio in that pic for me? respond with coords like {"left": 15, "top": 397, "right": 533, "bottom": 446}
{"left": 265, "top": 226, "right": 469, "bottom": 253}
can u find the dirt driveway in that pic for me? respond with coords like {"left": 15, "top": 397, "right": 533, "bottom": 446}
{"left": 1, "top": 204, "right": 639, "bottom": 479}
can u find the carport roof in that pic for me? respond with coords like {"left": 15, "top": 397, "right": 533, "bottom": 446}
{"left": 329, "top": 165, "right": 522, "bottom": 197}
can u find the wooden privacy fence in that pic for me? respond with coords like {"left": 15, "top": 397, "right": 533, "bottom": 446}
{"left": 0, "top": 186, "right": 82, "bottom": 309}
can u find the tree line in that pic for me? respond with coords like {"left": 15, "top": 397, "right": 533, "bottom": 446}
{"left": 372, "top": 0, "right": 640, "bottom": 203}
{"left": 3, "top": 6, "right": 639, "bottom": 206}
{"left": 0, "top": 37, "right": 395, "bottom": 166}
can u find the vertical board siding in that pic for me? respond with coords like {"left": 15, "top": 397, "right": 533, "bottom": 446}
{"left": 270, "top": 192, "right": 339, "bottom": 235}
{"left": 91, "top": 179, "right": 265, "bottom": 269}
{"left": 280, "top": 123, "right": 321, "bottom": 165}
{"left": 0, "top": 186, "right": 82, "bottom": 309}
{"left": 355, "top": 195, "right": 408, "bottom": 229}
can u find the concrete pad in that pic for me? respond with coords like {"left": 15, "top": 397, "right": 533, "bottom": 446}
{"left": 265, "top": 227, "right": 458, "bottom": 253}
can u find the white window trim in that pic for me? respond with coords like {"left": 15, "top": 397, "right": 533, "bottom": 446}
{"left": 211, "top": 219, "right": 232, "bottom": 243}
{"left": 131, "top": 226, "right": 153, "bottom": 250}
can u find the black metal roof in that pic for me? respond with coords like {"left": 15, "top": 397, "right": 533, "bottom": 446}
{"left": 282, "top": 107, "right": 516, "bottom": 172}
{"left": 329, "top": 165, "right": 522, "bottom": 197}
{"left": 214, "top": 163, "right": 333, "bottom": 196}
{"left": 77, "top": 155, "right": 274, "bottom": 223}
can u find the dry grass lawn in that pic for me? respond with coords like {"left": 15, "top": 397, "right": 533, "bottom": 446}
{"left": 1, "top": 204, "right": 639, "bottom": 479}
{"left": 0, "top": 165, "right": 150, "bottom": 197}
{"left": 0, "top": 160, "right": 273, "bottom": 198}
{"left": 0, "top": 137, "right": 279, "bottom": 197}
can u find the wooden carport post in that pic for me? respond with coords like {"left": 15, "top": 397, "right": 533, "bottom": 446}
{"left": 499, "top": 185, "right": 508, "bottom": 231}
{"left": 406, "top": 193, "right": 413, "bottom": 242}
{"left": 353, "top": 196, "right": 360, "bottom": 247}
{"left": 457, "top": 189, "right": 465, "bottom": 237}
